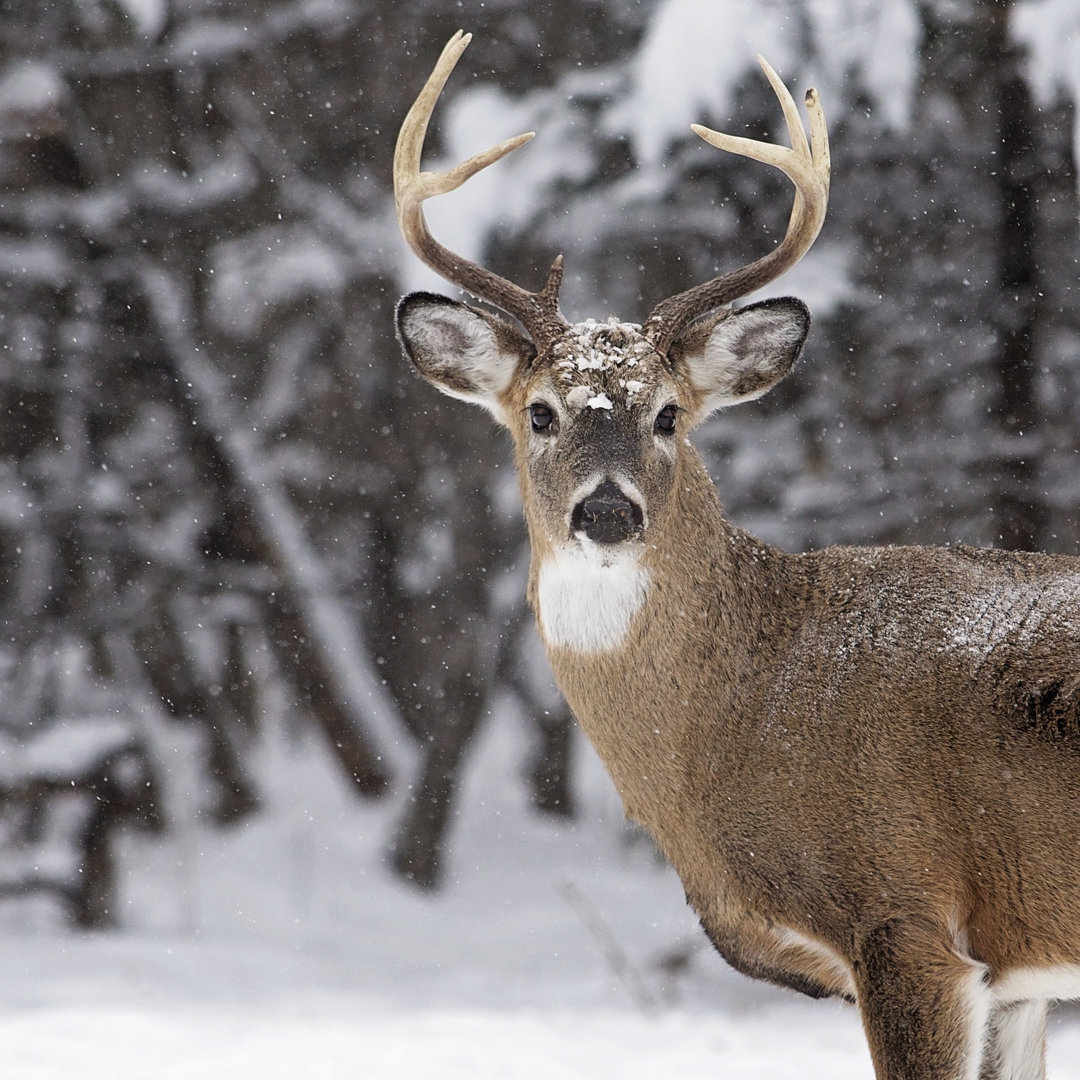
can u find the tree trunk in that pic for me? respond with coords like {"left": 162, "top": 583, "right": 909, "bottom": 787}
{"left": 985, "top": 0, "right": 1048, "bottom": 551}
{"left": 387, "top": 698, "right": 484, "bottom": 890}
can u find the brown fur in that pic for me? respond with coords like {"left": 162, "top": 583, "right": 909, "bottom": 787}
{"left": 397, "top": 292, "right": 1080, "bottom": 1080}
{"left": 392, "top": 38, "right": 1077, "bottom": 1076}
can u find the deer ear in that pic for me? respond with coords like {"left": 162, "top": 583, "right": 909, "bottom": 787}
{"left": 396, "top": 293, "right": 535, "bottom": 422}
{"left": 671, "top": 297, "right": 810, "bottom": 418}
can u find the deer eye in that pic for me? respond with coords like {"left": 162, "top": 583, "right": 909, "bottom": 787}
{"left": 529, "top": 403, "right": 557, "bottom": 434}
{"left": 654, "top": 404, "right": 678, "bottom": 435}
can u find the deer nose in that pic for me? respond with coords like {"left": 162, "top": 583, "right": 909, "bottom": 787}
{"left": 571, "top": 480, "right": 644, "bottom": 544}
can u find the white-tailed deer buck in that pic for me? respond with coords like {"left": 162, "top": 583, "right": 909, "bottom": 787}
{"left": 394, "top": 31, "right": 1080, "bottom": 1080}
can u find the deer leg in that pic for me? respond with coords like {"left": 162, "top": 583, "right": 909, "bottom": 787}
{"left": 979, "top": 1000, "right": 1047, "bottom": 1080}
{"left": 854, "top": 918, "right": 991, "bottom": 1080}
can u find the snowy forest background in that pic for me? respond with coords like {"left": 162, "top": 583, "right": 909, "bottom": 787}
{"left": 0, "top": 0, "right": 1078, "bottom": 949}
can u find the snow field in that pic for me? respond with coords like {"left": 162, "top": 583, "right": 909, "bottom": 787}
{"left": 0, "top": 710, "right": 1075, "bottom": 1077}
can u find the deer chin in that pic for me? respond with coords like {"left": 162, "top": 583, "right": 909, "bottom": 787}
{"left": 536, "top": 540, "right": 650, "bottom": 654}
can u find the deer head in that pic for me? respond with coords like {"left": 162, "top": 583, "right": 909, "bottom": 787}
{"left": 395, "top": 32, "right": 829, "bottom": 648}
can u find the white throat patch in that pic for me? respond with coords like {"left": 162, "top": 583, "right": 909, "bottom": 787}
{"left": 537, "top": 544, "right": 650, "bottom": 653}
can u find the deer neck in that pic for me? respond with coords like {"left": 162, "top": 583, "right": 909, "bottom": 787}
{"left": 526, "top": 451, "right": 798, "bottom": 860}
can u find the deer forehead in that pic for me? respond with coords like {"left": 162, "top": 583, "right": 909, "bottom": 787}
{"left": 538, "top": 318, "right": 670, "bottom": 412}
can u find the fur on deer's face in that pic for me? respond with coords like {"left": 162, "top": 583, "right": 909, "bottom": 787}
{"left": 396, "top": 292, "right": 810, "bottom": 564}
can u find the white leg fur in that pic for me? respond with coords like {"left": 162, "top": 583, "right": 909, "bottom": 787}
{"left": 983, "top": 1001, "right": 1047, "bottom": 1080}
{"left": 963, "top": 962, "right": 994, "bottom": 1080}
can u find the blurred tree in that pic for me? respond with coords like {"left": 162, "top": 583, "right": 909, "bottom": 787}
{"left": 0, "top": 0, "right": 605, "bottom": 908}
{"left": 0, "top": 0, "right": 1076, "bottom": 920}
{"left": 982, "top": 0, "right": 1047, "bottom": 552}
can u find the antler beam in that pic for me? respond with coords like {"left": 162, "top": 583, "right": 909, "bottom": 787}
{"left": 642, "top": 56, "right": 830, "bottom": 353}
{"left": 393, "top": 30, "right": 569, "bottom": 349}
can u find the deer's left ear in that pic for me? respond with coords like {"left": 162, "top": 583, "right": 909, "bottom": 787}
{"left": 670, "top": 297, "right": 810, "bottom": 419}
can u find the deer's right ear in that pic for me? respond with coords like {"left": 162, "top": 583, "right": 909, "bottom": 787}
{"left": 396, "top": 293, "right": 534, "bottom": 422}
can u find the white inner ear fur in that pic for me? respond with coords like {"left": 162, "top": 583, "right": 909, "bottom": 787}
{"left": 682, "top": 303, "right": 807, "bottom": 416}
{"left": 399, "top": 302, "right": 522, "bottom": 420}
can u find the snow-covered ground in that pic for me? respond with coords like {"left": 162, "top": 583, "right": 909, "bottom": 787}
{"left": 0, "top": 712, "right": 1077, "bottom": 1078}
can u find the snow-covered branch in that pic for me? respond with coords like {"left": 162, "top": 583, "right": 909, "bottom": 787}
{"left": 137, "top": 262, "right": 410, "bottom": 780}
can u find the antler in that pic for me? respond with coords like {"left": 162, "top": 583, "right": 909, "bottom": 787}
{"left": 642, "top": 56, "right": 830, "bottom": 354}
{"left": 394, "top": 30, "right": 569, "bottom": 350}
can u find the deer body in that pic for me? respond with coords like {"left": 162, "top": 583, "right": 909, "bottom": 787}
{"left": 545, "top": 520, "right": 1080, "bottom": 983}
{"left": 393, "top": 32, "right": 1080, "bottom": 1080}
{"left": 524, "top": 365, "right": 1080, "bottom": 996}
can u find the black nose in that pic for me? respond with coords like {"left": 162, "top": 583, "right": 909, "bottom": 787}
{"left": 571, "top": 480, "right": 644, "bottom": 544}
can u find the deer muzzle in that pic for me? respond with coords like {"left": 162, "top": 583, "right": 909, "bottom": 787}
{"left": 571, "top": 480, "right": 644, "bottom": 545}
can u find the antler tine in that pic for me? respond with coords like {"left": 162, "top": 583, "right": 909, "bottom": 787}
{"left": 394, "top": 31, "right": 569, "bottom": 348}
{"left": 642, "top": 56, "right": 830, "bottom": 353}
